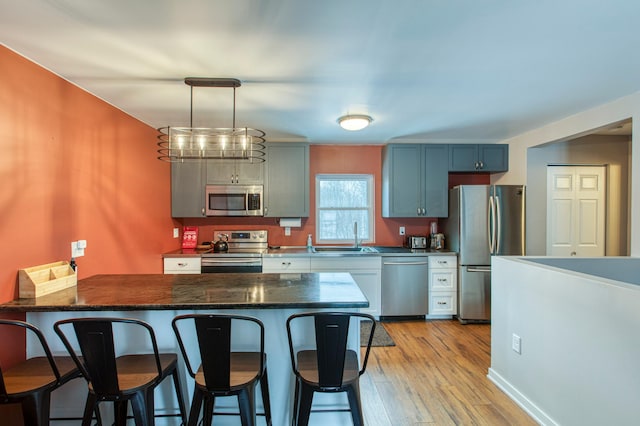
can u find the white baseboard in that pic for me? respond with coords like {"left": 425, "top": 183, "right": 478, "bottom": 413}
{"left": 486, "top": 368, "right": 558, "bottom": 426}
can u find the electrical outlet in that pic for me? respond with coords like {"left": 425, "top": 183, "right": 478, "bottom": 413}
{"left": 399, "top": 226, "right": 406, "bottom": 235}
{"left": 173, "top": 228, "right": 179, "bottom": 238}
{"left": 70, "top": 240, "right": 86, "bottom": 258}
{"left": 512, "top": 334, "right": 522, "bottom": 354}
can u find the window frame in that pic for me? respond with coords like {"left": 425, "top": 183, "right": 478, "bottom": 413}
{"left": 314, "top": 174, "right": 375, "bottom": 244}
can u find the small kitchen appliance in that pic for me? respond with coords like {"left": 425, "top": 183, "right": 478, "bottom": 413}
{"left": 405, "top": 235, "right": 428, "bottom": 249}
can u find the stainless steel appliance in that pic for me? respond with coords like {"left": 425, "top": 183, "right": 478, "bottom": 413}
{"left": 442, "top": 185, "right": 525, "bottom": 323}
{"left": 380, "top": 256, "right": 429, "bottom": 318}
{"left": 201, "top": 230, "right": 267, "bottom": 273}
{"left": 205, "top": 185, "right": 263, "bottom": 216}
{"left": 404, "top": 235, "right": 428, "bottom": 249}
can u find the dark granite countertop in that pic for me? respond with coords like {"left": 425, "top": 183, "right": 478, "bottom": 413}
{"left": 0, "top": 273, "right": 369, "bottom": 312}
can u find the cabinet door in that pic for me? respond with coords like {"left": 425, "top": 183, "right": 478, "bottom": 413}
{"left": 206, "top": 160, "right": 237, "bottom": 184}
{"left": 422, "top": 144, "right": 448, "bottom": 217}
{"left": 264, "top": 143, "right": 309, "bottom": 217}
{"left": 171, "top": 161, "right": 205, "bottom": 218}
{"left": 448, "top": 144, "right": 478, "bottom": 172}
{"left": 235, "top": 160, "right": 264, "bottom": 184}
{"left": 382, "top": 144, "right": 422, "bottom": 217}
{"left": 478, "top": 144, "right": 508, "bottom": 172}
{"left": 206, "top": 160, "right": 264, "bottom": 184}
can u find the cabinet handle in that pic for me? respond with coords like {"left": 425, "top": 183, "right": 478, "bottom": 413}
{"left": 201, "top": 208, "right": 205, "bottom": 216}
{"left": 417, "top": 207, "right": 421, "bottom": 215}
{"left": 437, "top": 301, "right": 448, "bottom": 305}
{"left": 479, "top": 161, "right": 484, "bottom": 169}
{"left": 437, "top": 278, "right": 447, "bottom": 282}
{"left": 177, "top": 263, "right": 187, "bottom": 267}
{"left": 282, "top": 262, "right": 291, "bottom": 266}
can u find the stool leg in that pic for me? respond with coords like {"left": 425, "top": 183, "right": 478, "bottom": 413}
{"left": 171, "top": 367, "right": 187, "bottom": 424}
{"left": 291, "top": 378, "right": 300, "bottom": 426}
{"left": 346, "top": 381, "right": 364, "bottom": 426}
{"left": 238, "top": 385, "right": 256, "bottom": 426}
{"left": 83, "top": 394, "right": 100, "bottom": 426}
{"left": 114, "top": 400, "right": 128, "bottom": 426}
{"left": 20, "top": 391, "right": 50, "bottom": 426}
{"left": 296, "top": 385, "right": 314, "bottom": 426}
{"left": 260, "top": 367, "right": 272, "bottom": 426}
{"left": 202, "top": 394, "right": 214, "bottom": 426}
{"left": 187, "top": 387, "right": 203, "bottom": 426}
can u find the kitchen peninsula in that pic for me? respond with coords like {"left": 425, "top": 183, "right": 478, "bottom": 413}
{"left": 1, "top": 272, "right": 368, "bottom": 425}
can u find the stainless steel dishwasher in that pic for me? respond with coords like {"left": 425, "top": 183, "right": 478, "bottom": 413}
{"left": 381, "top": 256, "right": 429, "bottom": 318}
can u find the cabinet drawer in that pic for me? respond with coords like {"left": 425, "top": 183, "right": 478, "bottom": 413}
{"left": 428, "top": 256, "right": 457, "bottom": 269}
{"left": 430, "top": 271, "right": 456, "bottom": 291}
{"left": 163, "top": 257, "right": 201, "bottom": 274}
{"left": 429, "top": 293, "right": 457, "bottom": 315}
{"left": 263, "top": 257, "right": 310, "bottom": 273}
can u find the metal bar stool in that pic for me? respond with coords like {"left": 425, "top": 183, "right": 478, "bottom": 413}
{"left": 172, "top": 313, "right": 272, "bottom": 426}
{"left": 0, "top": 319, "right": 87, "bottom": 426}
{"left": 54, "top": 317, "right": 187, "bottom": 426}
{"left": 286, "top": 312, "right": 376, "bottom": 426}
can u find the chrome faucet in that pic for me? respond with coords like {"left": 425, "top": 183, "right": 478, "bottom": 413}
{"left": 354, "top": 221, "right": 359, "bottom": 248}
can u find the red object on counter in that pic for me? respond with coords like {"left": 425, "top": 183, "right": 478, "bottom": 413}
{"left": 181, "top": 226, "right": 198, "bottom": 249}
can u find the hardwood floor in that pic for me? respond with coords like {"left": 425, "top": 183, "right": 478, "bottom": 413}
{"left": 361, "top": 320, "right": 537, "bottom": 426}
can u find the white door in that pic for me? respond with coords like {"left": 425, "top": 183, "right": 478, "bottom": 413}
{"left": 546, "top": 166, "right": 606, "bottom": 256}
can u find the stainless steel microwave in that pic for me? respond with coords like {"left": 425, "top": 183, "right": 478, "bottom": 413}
{"left": 205, "top": 185, "right": 263, "bottom": 216}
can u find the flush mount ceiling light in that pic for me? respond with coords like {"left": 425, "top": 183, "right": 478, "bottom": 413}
{"left": 338, "top": 114, "right": 372, "bottom": 131}
{"left": 157, "top": 77, "right": 265, "bottom": 162}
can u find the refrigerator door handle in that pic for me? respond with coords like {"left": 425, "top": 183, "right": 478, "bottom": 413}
{"left": 467, "top": 266, "right": 491, "bottom": 272}
{"left": 495, "top": 195, "right": 502, "bottom": 254}
{"left": 488, "top": 195, "right": 496, "bottom": 254}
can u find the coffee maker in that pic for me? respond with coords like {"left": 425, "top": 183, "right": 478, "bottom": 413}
{"left": 429, "top": 222, "right": 445, "bottom": 250}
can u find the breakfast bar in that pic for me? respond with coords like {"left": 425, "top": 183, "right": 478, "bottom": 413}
{"left": 1, "top": 272, "right": 369, "bottom": 425}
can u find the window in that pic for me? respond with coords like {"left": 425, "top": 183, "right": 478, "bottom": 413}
{"left": 315, "top": 174, "right": 374, "bottom": 244}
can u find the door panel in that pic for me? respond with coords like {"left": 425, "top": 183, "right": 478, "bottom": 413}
{"left": 546, "top": 166, "right": 606, "bottom": 256}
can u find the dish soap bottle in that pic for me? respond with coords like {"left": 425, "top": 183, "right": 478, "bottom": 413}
{"left": 307, "top": 234, "right": 313, "bottom": 249}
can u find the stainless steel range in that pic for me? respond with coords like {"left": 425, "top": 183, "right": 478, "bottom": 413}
{"left": 201, "top": 230, "right": 268, "bottom": 273}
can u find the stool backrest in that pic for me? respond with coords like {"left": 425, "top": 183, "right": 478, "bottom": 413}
{"left": 286, "top": 312, "right": 376, "bottom": 388}
{"left": 54, "top": 317, "right": 163, "bottom": 397}
{"left": 0, "top": 319, "right": 62, "bottom": 399}
{"left": 172, "top": 314, "right": 264, "bottom": 391}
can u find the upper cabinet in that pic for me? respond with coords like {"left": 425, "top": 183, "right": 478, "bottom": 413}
{"left": 171, "top": 161, "right": 206, "bottom": 218}
{"left": 448, "top": 144, "right": 508, "bottom": 172}
{"left": 206, "top": 159, "right": 264, "bottom": 184}
{"left": 382, "top": 144, "right": 448, "bottom": 218}
{"left": 264, "top": 143, "right": 310, "bottom": 217}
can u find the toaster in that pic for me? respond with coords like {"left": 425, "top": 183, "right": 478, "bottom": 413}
{"left": 405, "top": 235, "right": 428, "bottom": 249}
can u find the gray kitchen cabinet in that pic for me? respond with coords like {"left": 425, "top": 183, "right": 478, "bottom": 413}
{"left": 448, "top": 144, "right": 508, "bottom": 172}
{"left": 382, "top": 144, "right": 448, "bottom": 217}
{"left": 264, "top": 142, "right": 309, "bottom": 217}
{"left": 171, "top": 160, "right": 206, "bottom": 217}
{"left": 206, "top": 159, "right": 264, "bottom": 184}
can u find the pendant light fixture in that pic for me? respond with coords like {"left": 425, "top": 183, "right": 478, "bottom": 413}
{"left": 157, "top": 77, "right": 266, "bottom": 162}
{"left": 338, "top": 114, "right": 372, "bottom": 131}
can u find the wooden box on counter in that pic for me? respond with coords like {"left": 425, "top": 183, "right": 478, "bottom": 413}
{"left": 18, "top": 261, "right": 77, "bottom": 298}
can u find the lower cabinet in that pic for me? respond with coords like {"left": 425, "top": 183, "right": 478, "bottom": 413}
{"left": 163, "top": 257, "right": 201, "bottom": 274}
{"left": 310, "top": 257, "right": 382, "bottom": 318}
{"left": 427, "top": 256, "right": 458, "bottom": 317}
{"left": 262, "top": 256, "right": 310, "bottom": 273}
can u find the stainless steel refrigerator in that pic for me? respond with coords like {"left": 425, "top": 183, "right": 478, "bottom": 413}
{"left": 442, "top": 185, "right": 526, "bottom": 323}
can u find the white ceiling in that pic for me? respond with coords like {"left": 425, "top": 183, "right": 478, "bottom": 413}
{"left": 2, "top": 0, "right": 639, "bottom": 144}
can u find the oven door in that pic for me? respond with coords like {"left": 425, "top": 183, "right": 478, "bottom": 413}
{"left": 201, "top": 256, "right": 262, "bottom": 273}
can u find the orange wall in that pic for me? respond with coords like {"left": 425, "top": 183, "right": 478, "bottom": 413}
{"left": 183, "top": 146, "right": 489, "bottom": 246}
{"left": 0, "top": 46, "right": 179, "bottom": 364}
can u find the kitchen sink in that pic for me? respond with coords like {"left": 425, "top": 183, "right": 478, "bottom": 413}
{"left": 312, "top": 246, "right": 376, "bottom": 253}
